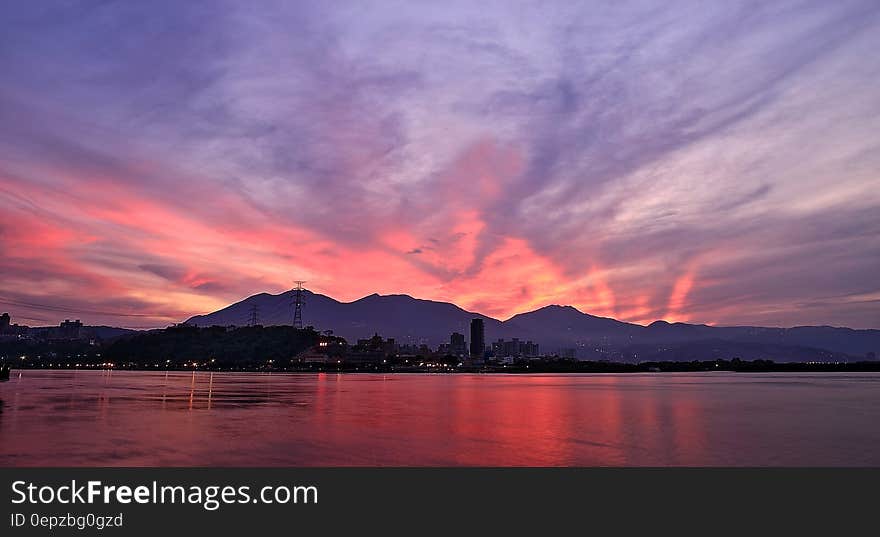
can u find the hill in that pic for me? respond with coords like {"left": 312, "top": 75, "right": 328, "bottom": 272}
{"left": 185, "top": 290, "right": 880, "bottom": 362}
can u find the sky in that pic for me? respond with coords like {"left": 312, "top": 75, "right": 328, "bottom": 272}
{"left": 1, "top": 0, "right": 879, "bottom": 329}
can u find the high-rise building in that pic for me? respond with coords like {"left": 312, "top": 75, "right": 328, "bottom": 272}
{"left": 470, "top": 318, "right": 485, "bottom": 358}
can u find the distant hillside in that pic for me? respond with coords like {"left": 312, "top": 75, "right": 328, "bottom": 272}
{"left": 506, "top": 305, "right": 642, "bottom": 344}
{"left": 186, "top": 290, "right": 880, "bottom": 362}
{"left": 22, "top": 325, "right": 138, "bottom": 340}
{"left": 89, "top": 326, "right": 139, "bottom": 340}
{"left": 617, "top": 339, "right": 854, "bottom": 363}
{"left": 103, "top": 325, "right": 327, "bottom": 365}
{"left": 639, "top": 321, "right": 880, "bottom": 357}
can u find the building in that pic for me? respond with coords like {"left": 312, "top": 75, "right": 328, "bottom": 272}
{"left": 491, "top": 338, "right": 539, "bottom": 358}
{"left": 346, "top": 334, "right": 397, "bottom": 364}
{"left": 0, "top": 312, "right": 22, "bottom": 339}
{"left": 470, "top": 318, "right": 485, "bottom": 358}
{"left": 56, "top": 319, "right": 84, "bottom": 340}
{"left": 399, "top": 343, "right": 431, "bottom": 356}
{"left": 298, "top": 336, "right": 346, "bottom": 364}
{"left": 521, "top": 340, "right": 539, "bottom": 357}
{"left": 297, "top": 350, "right": 333, "bottom": 364}
{"left": 356, "top": 334, "right": 398, "bottom": 356}
{"left": 449, "top": 332, "right": 467, "bottom": 356}
{"left": 0, "top": 314, "right": 29, "bottom": 339}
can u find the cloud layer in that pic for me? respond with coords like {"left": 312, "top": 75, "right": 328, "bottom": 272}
{"left": 1, "top": 0, "right": 879, "bottom": 328}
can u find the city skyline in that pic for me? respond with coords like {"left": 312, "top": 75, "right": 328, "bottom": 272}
{"left": 2, "top": 1, "right": 879, "bottom": 329}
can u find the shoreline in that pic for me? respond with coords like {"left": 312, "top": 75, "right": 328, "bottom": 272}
{"left": 4, "top": 360, "right": 880, "bottom": 375}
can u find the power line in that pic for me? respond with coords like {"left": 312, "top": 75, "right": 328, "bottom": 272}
{"left": 0, "top": 296, "right": 175, "bottom": 319}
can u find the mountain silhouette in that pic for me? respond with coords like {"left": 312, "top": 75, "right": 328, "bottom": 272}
{"left": 185, "top": 290, "right": 880, "bottom": 361}
{"left": 507, "top": 305, "right": 641, "bottom": 343}
{"left": 186, "top": 291, "right": 513, "bottom": 346}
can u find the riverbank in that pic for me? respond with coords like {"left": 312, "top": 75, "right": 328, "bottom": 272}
{"left": 3, "top": 359, "right": 879, "bottom": 374}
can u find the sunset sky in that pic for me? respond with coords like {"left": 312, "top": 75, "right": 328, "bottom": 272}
{"left": 1, "top": 1, "right": 879, "bottom": 329}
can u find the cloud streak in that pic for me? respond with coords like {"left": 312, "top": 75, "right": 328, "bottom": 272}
{"left": 1, "top": 0, "right": 878, "bottom": 328}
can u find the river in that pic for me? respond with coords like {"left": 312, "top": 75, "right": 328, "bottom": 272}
{"left": 1, "top": 370, "right": 878, "bottom": 466}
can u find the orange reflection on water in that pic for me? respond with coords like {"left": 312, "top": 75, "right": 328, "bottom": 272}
{"left": 2, "top": 371, "right": 876, "bottom": 466}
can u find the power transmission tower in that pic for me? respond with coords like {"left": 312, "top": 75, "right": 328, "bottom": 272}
{"left": 247, "top": 304, "right": 260, "bottom": 327}
{"left": 291, "top": 281, "right": 306, "bottom": 329}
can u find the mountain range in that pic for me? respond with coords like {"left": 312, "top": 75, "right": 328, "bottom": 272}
{"left": 185, "top": 290, "right": 880, "bottom": 362}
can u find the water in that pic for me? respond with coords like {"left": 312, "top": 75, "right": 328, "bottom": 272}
{"left": 1, "top": 370, "right": 878, "bottom": 466}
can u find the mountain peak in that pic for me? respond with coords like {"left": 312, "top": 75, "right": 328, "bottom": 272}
{"left": 355, "top": 293, "right": 418, "bottom": 302}
{"left": 545, "top": 304, "right": 580, "bottom": 311}
{"left": 521, "top": 304, "right": 583, "bottom": 315}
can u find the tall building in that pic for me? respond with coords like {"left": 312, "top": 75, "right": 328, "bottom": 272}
{"left": 0, "top": 313, "right": 9, "bottom": 332}
{"left": 470, "top": 318, "right": 485, "bottom": 358}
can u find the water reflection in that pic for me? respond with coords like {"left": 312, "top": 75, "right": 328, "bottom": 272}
{"left": 0, "top": 370, "right": 879, "bottom": 466}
